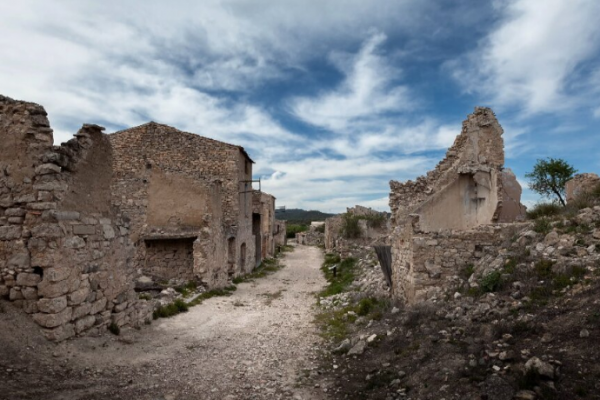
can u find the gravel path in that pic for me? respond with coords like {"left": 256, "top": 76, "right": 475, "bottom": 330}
{"left": 2, "top": 245, "right": 329, "bottom": 400}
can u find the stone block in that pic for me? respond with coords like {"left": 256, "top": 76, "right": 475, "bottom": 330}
{"left": 16, "top": 272, "right": 41, "bottom": 287}
{"left": 33, "top": 307, "right": 72, "bottom": 328}
{"left": 37, "top": 279, "right": 70, "bottom": 298}
{"left": 8, "top": 252, "right": 31, "bottom": 269}
{"left": 72, "top": 302, "right": 92, "bottom": 320}
{"left": 0, "top": 226, "right": 22, "bottom": 240}
{"left": 102, "top": 225, "right": 115, "bottom": 239}
{"left": 52, "top": 211, "right": 80, "bottom": 221}
{"left": 9, "top": 288, "right": 24, "bottom": 301}
{"left": 0, "top": 285, "right": 9, "bottom": 297}
{"left": 5, "top": 208, "right": 26, "bottom": 217}
{"left": 73, "top": 225, "right": 96, "bottom": 235}
{"left": 35, "top": 163, "right": 61, "bottom": 175}
{"left": 90, "top": 297, "right": 107, "bottom": 314}
{"left": 41, "top": 323, "right": 75, "bottom": 341}
{"left": 28, "top": 202, "right": 57, "bottom": 211}
{"left": 74, "top": 315, "right": 96, "bottom": 334}
{"left": 21, "top": 287, "right": 38, "bottom": 300}
{"left": 23, "top": 300, "right": 39, "bottom": 314}
{"left": 68, "top": 286, "right": 89, "bottom": 306}
{"left": 31, "top": 223, "right": 63, "bottom": 238}
{"left": 44, "top": 267, "right": 70, "bottom": 283}
{"left": 38, "top": 296, "right": 67, "bottom": 313}
{"left": 64, "top": 236, "right": 86, "bottom": 249}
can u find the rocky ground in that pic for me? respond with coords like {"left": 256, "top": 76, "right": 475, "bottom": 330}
{"left": 0, "top": 244, "right": 329, "bottom": 400}
{"left": 313, "top": 206, "right": 600, "bottom": 400}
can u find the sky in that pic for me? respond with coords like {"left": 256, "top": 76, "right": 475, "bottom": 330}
{"left": 1, "top": 0, "right": 599, "bottom": 213}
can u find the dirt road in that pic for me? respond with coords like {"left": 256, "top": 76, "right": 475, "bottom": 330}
{"left": 1, "top": 245, "right": 329, "bottom": 400}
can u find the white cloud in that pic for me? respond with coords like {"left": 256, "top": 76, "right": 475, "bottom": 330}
{"left": 290, "top": 33, "right": 413, "bottom": 133}
{"left": 448, "top": 0, "right": 600, "bottom": 114}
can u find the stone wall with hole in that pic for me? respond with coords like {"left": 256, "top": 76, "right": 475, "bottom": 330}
{"left": 0, "top": 95, "right": 152, "bottom": 341}
{"left": 109, "top": 123, "right": 256, "bottom": 287}
{"left": 388, "top": 108, "right": 526, "bottom": 303}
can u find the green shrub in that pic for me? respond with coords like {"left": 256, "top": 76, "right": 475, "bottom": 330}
{"left": 340, "top": 213, "right": 361, "bottom": 239}
{"left": 319, "top": 257, "right": 357, "bottom": 297}
{"left": 108, "top": 322, "right": 120, "bottom": 335}
{"left": 480, "top": 270, "right": 502, "bottom": 292}
{"left": 533, "top": 218, "right": 552, "bottom": 234}
{"left": 153, "top": 299, "right": 189, "bottom": 319}
{"left": 526, "top": 202, "right": 562, "bottom": 219}
{"left": 286, "top": 224, "right": 308, "bottom": 239}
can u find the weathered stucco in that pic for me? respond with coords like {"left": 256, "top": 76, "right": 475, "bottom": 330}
{"left": 388, "top": 107, "right": 526, "bottom": 303}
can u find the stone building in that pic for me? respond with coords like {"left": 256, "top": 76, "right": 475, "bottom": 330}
{"left": 0, "top": 94, "right": 279, "bottom": 341}
{"left": 388, "top": 107, "right": 526, "bottom": 303}
{"left": 565, "top": 173, "right": 600, "bottom": 204}
{"left": 252, "top": 191, "right": 276, "bottom": 264}
{"left": 0, "top": 95, "right": 152, "bottom": 341}
{"left": 109, "top": 122, "right": 256, "bottom": 287}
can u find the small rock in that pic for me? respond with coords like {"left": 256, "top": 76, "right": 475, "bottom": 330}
{"left": 580, "top": 329, "right": 590, "bottom": 338}
{"left": 525, "top": 356, "right": 554, "bottom": 379}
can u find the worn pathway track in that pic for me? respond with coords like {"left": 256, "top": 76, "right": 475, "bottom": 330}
{"left": 1, "top": 245, "right": 329, "bottom": 400}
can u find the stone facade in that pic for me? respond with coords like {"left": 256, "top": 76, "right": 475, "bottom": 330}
{"left": 109, "top": 122, "right": 256, "bottom": 287}
{"left": 0, "top": 94, "right": 281, "bottom": 341}
{"left": 388, "top": 108, "right": 526, "bottom": 303}
{"left": 0, "top": 95, "right": 152, "bottom": 341}
{"left": 252, "top": 191, "right": 276, "bottom": 262}
{"left": 273, "top": 220, "right": 287, "bottom": 250}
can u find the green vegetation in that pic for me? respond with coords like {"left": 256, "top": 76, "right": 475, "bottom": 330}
{"left": 480, "top": 270, "right": 503, "bottom": 293}
{"left": 527, "top": 202, "right": 562, "bottom": 219}
{"left": 275, "top": 208, "right": 335, "bottom": 226}
{"left": 525, "top": 157, "right": 577, "bottom": 206}
{"left": 533, "top": 217, "right": 552, "bottom": 234}
{"left": 340, "top": 213, "right": 361, "bottom": 239}
{"left": 108, "top": 322, "right": 120, "bottom": 335}
{"left": 175, "top": 280, "right": 198, "bottom": 298}
{"left": 232, "top": 257, "right": 284, "bottom": 284}
{"left": 138, "top": 293, "right": 152, "bottom": 301}
{"left": 286, "top": 224, "right": 308, "bottom": 239}
{"left": 153, "top": 298, "right": 189, "bottom": 319}
{"left": 319, "top": 254, "right": 357, "bottom": 297}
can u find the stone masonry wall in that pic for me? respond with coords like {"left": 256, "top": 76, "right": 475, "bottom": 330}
{"left": 274, "top": 220, "right": 287, "bottom": 249}
{"left": 388, "top": 107, "right": 525, "bottom": 303}
{"left": 252, "top": 191, "right": 276, "bottom": 260}
{"left": 0, "top": 95, "right": 152, "bottom": 341}
{"left": 391, "top": 221, "right": 517, "bottom": 302}
{"left": 109, "top": 123, "right": 255, "bottom": 287}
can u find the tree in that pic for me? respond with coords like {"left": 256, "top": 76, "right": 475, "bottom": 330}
{"left": 525, "top": 158, "right": 577, "bottom": 207}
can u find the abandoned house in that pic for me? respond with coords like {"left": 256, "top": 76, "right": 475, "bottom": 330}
{"left": 0, "top": 94, "right": 279, "bottom": 341}
{"left": 388, "top": 107, "right": 526, "bottom": 303}
{"left": 109, "top": 122, "right": 260, "bottom": 287}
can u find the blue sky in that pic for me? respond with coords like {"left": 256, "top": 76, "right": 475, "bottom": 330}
{"left": 1, "top": 0, "right": 600, "bottom": 213}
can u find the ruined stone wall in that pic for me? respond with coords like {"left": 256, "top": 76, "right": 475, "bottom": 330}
{"left": 0, "top": 95, "right": 151, "bottom": 341}
{"left": 388, "top": 107, "right": 526, "bottom": 304}
{"left": 391, "top": 221, "right": 516, "bottom": 302}
{"left": 389, "top": 107, "right": 508, "bottom": 229}
{"left": 324, "top": 215, "right": 343, "bottom": 252}
{"left": 252, "top": 191, "right": 276, "bottom": 259}
{"left": 273, "top": 220, "right": 287, "bottom": 249}
{"left": 109, "top": 123, "right": 255, "bottom": 286}
{"left": 566, "top": 173, "right": 600, "bottom": 203}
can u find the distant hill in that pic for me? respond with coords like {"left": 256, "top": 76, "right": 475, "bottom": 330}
{"left": 274, "top": 208, "right": 336, "bottom": 225}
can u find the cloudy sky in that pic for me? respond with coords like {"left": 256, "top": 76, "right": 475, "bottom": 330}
{"left": 1, "top": 0, "right": 600, "bottom": 213}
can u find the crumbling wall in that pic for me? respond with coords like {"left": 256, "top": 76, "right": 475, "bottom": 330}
{"left": 324, "top": 206, "right": 389, "bottom": 253}
{"left": 388, "top": 107, "right": 526, "bottom": 303}
{"left": 252, "top": 191, "right": 276, "bottom": 260}
{"left": 566, "top": 173, "right": 600, "bottom": 203}
{"left": 109, "top": 123, "right": 255, "bottom": 287}
{"left": 273, "top": 220, "right": 287, "bottom": 249}
{"left": 0, "top": 95, "right": 151, "bottom": 341}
